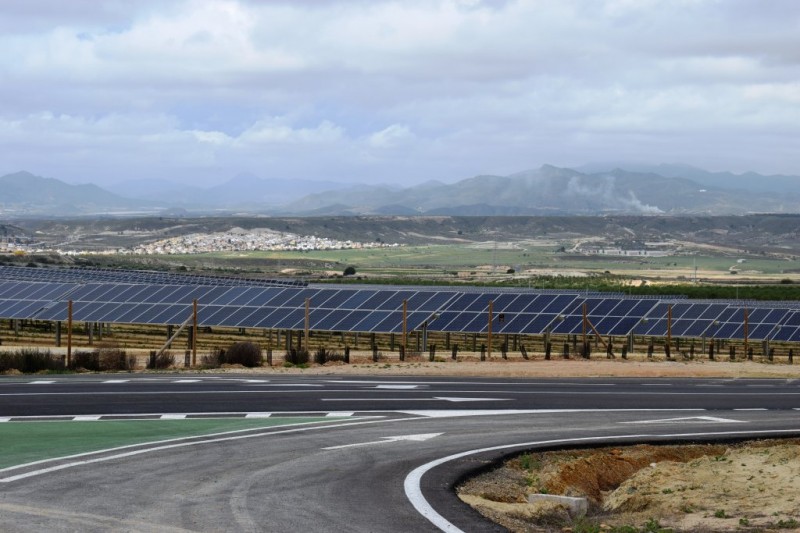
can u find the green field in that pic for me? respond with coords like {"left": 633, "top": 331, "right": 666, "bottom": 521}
{"left": 0, "top": 417, "right": 336, "bottom": 469}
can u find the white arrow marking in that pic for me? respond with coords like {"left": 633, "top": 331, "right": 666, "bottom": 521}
{"left": 433, "top": 397, "right": 510, "bottom": 403}
{"left": 621, "top": 416, "right": 743, "bottom": 425}
{"left": 324, "top": 433, "right": 442, "bottom": 450}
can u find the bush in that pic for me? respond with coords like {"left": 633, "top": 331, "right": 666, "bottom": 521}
{"left": 97, "top": 343, "right": 133, "bottom": 371}
{"left": 147, "top": 351, "right": 175, "bottom": 369}
{"left": 0, "top": 349, "right": 63, "bottom": 373}
{"left": 200, "top": 348, "right": 224, "bottom": 368}
{"left": 343, "top": 265, "right": 357, "bottom": 276}
{"left": 313, "top": 347, "right": 345, "bottom": 365}
{"left": 70, "top": 351, "right": 100, "bottom": 371}
{"left": 221, "top": 341, "right": 263, "bottom": 367}
{"left": 285, "top": 347, "right": 309, "bottom": 365}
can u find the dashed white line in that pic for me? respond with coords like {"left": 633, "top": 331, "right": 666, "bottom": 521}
{"left": 160, "top": 414, "right": 187, "bottom": 420}
{"left": 244, "top": 413, "right": 272, "bottom": 419}
{"left": 326, "top": 412, "right": 355, "bottom": 417}
{"left": 102, "top": 380, "right": 130, "bottom": 384}
{"left": 172, "top": 380, "right": 201, "bottom": 384}
{"left": 73, "top": 415, "right": 102, "bottom": 421}
{"left": 28, "top": 381, "right": 55, "bottom": 385}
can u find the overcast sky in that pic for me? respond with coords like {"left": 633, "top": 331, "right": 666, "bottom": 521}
{"left": 1, "top": 0, "right": 798, "bottom": 187}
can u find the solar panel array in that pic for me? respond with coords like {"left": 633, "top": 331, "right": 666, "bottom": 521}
{"left": 0, "top": 265, "right": 305, "bottom": 288}
{"left": 0, "top": 267, "right": 798, "bottom": 341}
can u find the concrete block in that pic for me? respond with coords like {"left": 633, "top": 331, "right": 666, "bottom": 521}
{"left": 527, "top": 493, "right": 588, "bottom": 517}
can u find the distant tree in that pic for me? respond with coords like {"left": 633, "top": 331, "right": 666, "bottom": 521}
{"left": 506, "top": 268, "right": 515, "bottom": 274}
{"left": 343, "top": 265, "right": 357, "bottom": 276}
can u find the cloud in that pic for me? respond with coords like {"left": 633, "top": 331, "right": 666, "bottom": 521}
{"left": 0, "top": 0, "right": 799, "bottom": 186}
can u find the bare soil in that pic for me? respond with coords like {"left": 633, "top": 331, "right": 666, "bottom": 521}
{"left": 458, "top": 440, "right": 800, "bottom": 532}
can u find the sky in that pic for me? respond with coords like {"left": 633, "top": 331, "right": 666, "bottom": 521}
{"left": 1, "top": 0, "right": 799, "bottom": 188}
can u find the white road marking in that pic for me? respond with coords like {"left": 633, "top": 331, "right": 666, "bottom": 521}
{"left": 160, "top": 414, "right": 186, "bottom": 420}
{"left": 28, "top": 381, "right": 55, "bottom": 385}
{"left": 400, "top": 408, "right": 706, "bottom": 418}
{"left": 321, "top": 397, "right": 510, "bottom": 402}
{"left": 172, "top": 379, "right": 201, "bottom": 384}
{"left": 404, "top": 428, "right": 800, "bottom": 533}
{"left": 73, "top": 415, "right": 102, "bottom": 421}
{"left": 0, "top": 418, "right": 10, "bottom": 423}
{"left": 325, "top": 412, "right": 354, "bottom": 417}
{"left": 734, "top": 408, "right": 767, "bottom": 411}
{"left": 642, "top": 383, "right": 672, "bottom": 386}
{"left": 620, "top": 416, "right": 743, "bottom": 424}
{"left": 102, "top": 380, "right": 130, "bottom": 384}
{"left": 433, "top": 397, "right": 509, "bottom": 403}
{"left": 375, "top": 385, "right": 419, "bottom": 389}
{"left": 324, "top": 433, "right": 442, "bottom": 450}
{"left": 244, "top": 413, "right": 272, "bottom": 419}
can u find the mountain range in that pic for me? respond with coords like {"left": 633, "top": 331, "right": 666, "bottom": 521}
{"left": 1, "top": 164, "right": 798, "bottom": 217}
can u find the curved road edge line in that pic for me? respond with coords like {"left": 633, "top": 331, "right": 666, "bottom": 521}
{"left": 404, "top": 428, "right": 800, "bottom": 532}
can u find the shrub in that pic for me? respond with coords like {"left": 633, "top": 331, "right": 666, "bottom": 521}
{"left": 70, "top": 351, "right": 100, "bottom": 371}
{"left": 343, "top": 265, "right": 356, "bottom": 276}
{"left": 0, "top": 349, "right": 63, "bottom": 373}
{"left": 97, "top": 343, "right": 133, "bottom": 371}
{"left": 200, "top": 347, "right": 224, "bottom": 368}
{"left": 147, "top": 351, "right": 175, "bottom": 369}
{"left": 285, "top": 347, "right": 309, "bottom": 365}
{"left": 221, "top": 341, "right": 263, "bottom": 367}
{"left": 313, "top": 347, "right": 344, "bottom": 365}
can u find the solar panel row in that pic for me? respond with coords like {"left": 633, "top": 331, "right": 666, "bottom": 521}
{"left": 0, "top": 270, "right": 798, "bottom": 340}
{"left": 0, "top": 265, "right": 305, "bottom": 288}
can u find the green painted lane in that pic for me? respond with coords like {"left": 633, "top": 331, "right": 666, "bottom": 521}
{"left": 0, "top": 417, "right": 339, "bottom": 469}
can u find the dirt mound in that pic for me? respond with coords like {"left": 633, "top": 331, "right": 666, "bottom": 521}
{"left": 459, "top": 440, "right": 800, "bottom": 532}
{"left": 544, "top": 444, "right": 726, "bottom": 503}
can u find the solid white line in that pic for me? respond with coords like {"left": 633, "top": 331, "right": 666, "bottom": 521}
{"left": 102, "top": 380, "right": 130, "bottom": 384}
{"left": 619, "top": 416, "right": 743, "bottom": 424}
{"left": 0, "top": 416, "right": 408, "bottom": 483}
{"left": 326, "top": 412, "right": 354, "bottom": 417}
{"left": 734, "top": 408, "right": 767, "bottom": 411}
{"left": 73, "top": 415, "right": 102, "bottom": 421}
{"left": 244, "top": 413, "right": 272, "bottom": 418}
{"left": 160, "top": 414, "right": 186, "bottom": 420}
{"left": 398, "top": 408, "right": 706, "bottom": 418}
{"left": 404, "top": 428, "right": 800, "bottom": 532}
{"left": 376, "top": 385, "right": 419, "bottom": 389}
{"left": 172, "top": 379, "right": 201, "bottom": 383}
{"left": 28, "top": 381, "right": 55, "bottom": 385}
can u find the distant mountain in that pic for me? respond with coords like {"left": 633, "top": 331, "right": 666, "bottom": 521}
{"left": 5, "top": 164, "right": 799, "bottom": 217}
{"left": 0, "top": 171, "right": 153, "bottom": 215}
{"left": 281, "top": 165, "right": 800, "bottom": 216}
{"left": 577, "top": 163, "right": 800, "bottom": 195}
{"left": 110, "top": 173, "right": 356, "bottom": 207}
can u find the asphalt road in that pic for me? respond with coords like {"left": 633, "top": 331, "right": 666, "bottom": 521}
{"left": 1, "top": 374, "right": 799, "bottom": 532}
